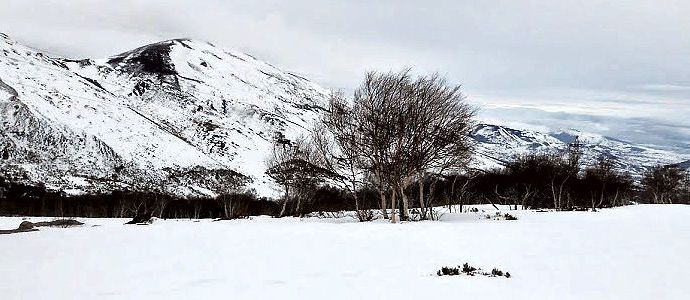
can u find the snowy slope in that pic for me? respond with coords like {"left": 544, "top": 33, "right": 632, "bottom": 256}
{"left": 0, "top": 33, "right": 328, "bottom": 196}
{"left": 63, "top": 38, "right": 329, "bottom": 194}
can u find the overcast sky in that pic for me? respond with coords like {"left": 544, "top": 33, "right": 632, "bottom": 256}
{"left": 1, "top": 0, "right": 689, "bottom": 152}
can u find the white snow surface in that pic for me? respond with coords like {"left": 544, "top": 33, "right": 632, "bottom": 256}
{"left": 1, "top": 204, "right": 688, "bottom": 299}
{"left": 0, "top": 34, "right": 329, "bottom": 197}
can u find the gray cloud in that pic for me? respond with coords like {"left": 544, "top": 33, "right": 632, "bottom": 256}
{"left": 1, "top": 0, "right": 688, "bottom": 151}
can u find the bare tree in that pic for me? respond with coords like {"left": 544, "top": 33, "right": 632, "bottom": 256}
{"left": 315, "top": 74, "right": 406, "bottom": 221}
{"left": 312, "top": 70, "right": 474, "bottom": 222}
{"left": 266, "top": 134, "right": 336, "bottom": 217}
{"left": 312, "top": 95, "right": 372, "bottom": 221}
{"left": 403, "top": 74, "right": 475, "bottom": 220}
{"left": 445, "top": 172, "right": 479, "bottom": 213}
{"left": 549, "top": 139, "right": 582, "bottom": 210}
{"left": 681, "top": 170, "right": 690, "bottom": 204}
{"left": 582, "top": 156, "right": 631, "bottom": 211}
{"left": 642, "top": 165, "right": 685, "bottom": 204}
{"left": 266, "top": 135, "right": 298, "bottom": 217}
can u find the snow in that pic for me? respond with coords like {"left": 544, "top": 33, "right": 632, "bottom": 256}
{"left": 1, "top": 34, "right": 329, "bottom": 197}
{"left": 1, "top": 204, "right": 688, "bottom": 299}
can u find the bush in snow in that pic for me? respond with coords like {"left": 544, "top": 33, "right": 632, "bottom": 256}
{"left": 461, "top": 263, "right": 478, "bottom": 275}
{"left": 437, "top": 266, "right": 460, "bottom": 276}
{"left": 436, "top": 263, "right": 511, "bottom": 278}
{"left": 125, "top": 212, "right": 153, "bottom": 225}
{"left": 503, "top": 213, "right": 518, "bottom": 220}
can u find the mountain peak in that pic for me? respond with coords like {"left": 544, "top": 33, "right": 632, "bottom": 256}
{"left": 1, "top": 34, "right": 329, "bottom": 197}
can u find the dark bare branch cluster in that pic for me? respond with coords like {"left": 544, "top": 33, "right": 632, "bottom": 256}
{"left": 265, "top": 134, "right": 339, "bottom": 217}
{"left": 641, "top": 165, "right": 687, "bottom": 204}
{"left": 309, "top": 70, "right": 475, "bottom": 222}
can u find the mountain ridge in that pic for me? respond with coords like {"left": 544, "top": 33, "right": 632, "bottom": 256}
{"left": 470, "top": 123, "right": 687, "bottom": 176}
{"left": 0, "top": 33, "right": 328, "bottom": 197}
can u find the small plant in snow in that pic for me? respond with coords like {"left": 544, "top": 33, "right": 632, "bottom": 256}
{"left": 436, "top": 263, "right": 511, "bottom": 278}
{"left": 486, "top": 212, "right": 518, "bottom": 220}
{"left": 355, "top": 210, "right": 376, "bottom": 222}
{"left": 462, "top": 263, "right": 478, "bottom": 275}
{"left": 311, "top": 211, "right": 346, "bottom": 219}
{"left": 503, "top": 213, "right": 518, "bottom": 220}
{"left": 437, "top": 266, "right": 460, "bottom": 276}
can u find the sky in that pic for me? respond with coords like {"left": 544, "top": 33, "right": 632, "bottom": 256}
{"left": 1, "top": 0, "right": 689, "bottom": 153}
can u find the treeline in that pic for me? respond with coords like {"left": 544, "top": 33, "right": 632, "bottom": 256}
{"left": 447, "top": 153, "right": 636, "bottom": 211}
{"left": 1, "top": 158, "right": 688, "bottom": 219}
{"left": 263, "top": 153, "right": 689, "bottom": 220}
{"left": 0, "top": 178, "right": 279, "bottom": 219}
{"left": 0, "top": 178, "right": 385, "bottom": 219}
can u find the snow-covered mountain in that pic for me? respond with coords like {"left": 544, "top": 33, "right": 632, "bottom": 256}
{"left": 471, "top": 123, "right": 688, "bottom": 176}
{"left": 0, "top": 33, "right": 686, "bottom": 197}
{"left": 0, "top": 33, "right": 328, "bottom": 196}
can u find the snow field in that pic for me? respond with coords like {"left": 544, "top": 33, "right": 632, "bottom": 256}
{"left": 0, "top": 204, "right": 688, "bottom": 299}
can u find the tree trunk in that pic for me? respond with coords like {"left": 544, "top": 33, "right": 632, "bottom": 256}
{"left": 379, "top": 190, "right": 388, "bottom": 219}
{"left": 613, "top": 189, "right": 619, "bottom": 207}
{"left": 459, "top": 196, "right": 464, "bottom": 213}
{"left": 390, "top": 189, "right": 397, "bottom": 223}
{"left": 353, "top": 192, "right": 360, "bottom": 214}
{"left": 399, "top": 183, "right": 410, "bottom": 221}
{"left": 596, "top": 183, "right": 606, "bottom": 210}
{"left": 296, "top": 195, "right": 302, "bottom": 217}
{"left": 449, "top": 176, "right": 459, "bottom": 212}
{"left": 551, "top": 178, "right": 558, "bottom": 209}
{"left": 428, "top": 177, "right": 440, "bottom": 220}
{"left": 418, "top": 175, "right": 426, "bottom": 220}
{"left": 279, "top": 185, "right": 289, "bottom": 217}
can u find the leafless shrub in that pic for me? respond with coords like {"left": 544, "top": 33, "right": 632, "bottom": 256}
{"left": 310, "top": 70, "right": 475, "bottom": 223}
{"left": 642, "top": 165, "right": 687, "bottom": 204}
{"left": 436, "top": 263, "right": 511, "bottom": 278}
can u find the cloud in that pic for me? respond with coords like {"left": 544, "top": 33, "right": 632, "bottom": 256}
{"left": 640, "top": 84, "right": 690, "bottom": 92}
{"left": 1, "top": 0, "right": 688, "bottom": 151}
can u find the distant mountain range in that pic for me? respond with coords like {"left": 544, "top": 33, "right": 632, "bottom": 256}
{"left": 470, "top": 123, "right": 687, "bottom": 176}
{"left": 672, "top": 160, "right": 690, "bottom": 171}
{"left": 1, "top": 33, "right": 687, "bottom": 197}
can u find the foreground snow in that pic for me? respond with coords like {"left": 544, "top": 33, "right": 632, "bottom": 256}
{"left": 1, "top": 204, "right": 688, "bottom": 299}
